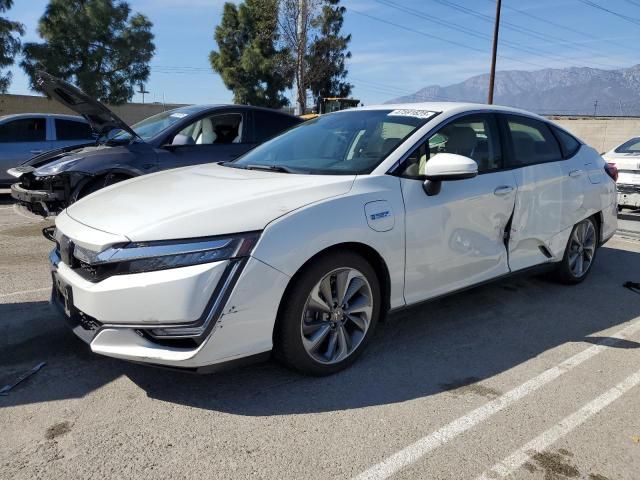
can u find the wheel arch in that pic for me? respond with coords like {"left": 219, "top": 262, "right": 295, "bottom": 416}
{"left": 272, "top": 242, "right": 392, "bottom": 343}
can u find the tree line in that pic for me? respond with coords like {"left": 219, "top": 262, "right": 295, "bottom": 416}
{"left": 0, "top": 0, "right": 352, "bottom": 109}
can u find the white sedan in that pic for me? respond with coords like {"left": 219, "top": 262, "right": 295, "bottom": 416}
{"left": 603, "top": 137, "right": 640, "bottom": 210}
{"left": 49, "top": 103, "right": 618, "bottom": 375}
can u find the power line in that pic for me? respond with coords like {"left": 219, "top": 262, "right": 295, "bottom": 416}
{"left": 576, "top": 0, "right": 640, "bottom": 26}
{"left": 623, "top": 0, "right": 640, "bottom": 8}
{"left": 376, "top": 0, "right": 623, "bottom": 70}
{"left": 350, "top": 9, "right": 549, "bottom": 69}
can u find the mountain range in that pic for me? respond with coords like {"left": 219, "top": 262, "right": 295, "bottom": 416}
{"left": 387, "top": 65, "right": 640, "bottom": 116}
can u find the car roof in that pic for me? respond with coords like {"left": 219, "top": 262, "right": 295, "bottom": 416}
{"left": 355, "top": 102, "right": 549, "bottom": 121}
{"left": 0, "top": 113, "right": 87, "bottom": 122}
{"left": 171, "top": 104, "right": 301, "bottom": 119}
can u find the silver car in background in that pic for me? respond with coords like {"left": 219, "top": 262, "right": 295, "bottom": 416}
{"left": 603, "top": 136, "right": 640, "bottom": 210}
{"left": 0, "top": 113, "right": 94, "bottom": 186}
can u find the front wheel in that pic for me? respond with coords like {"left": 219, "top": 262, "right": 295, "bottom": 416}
{"left": 274, "top": 251, "right": 381, "bottom": 376}
{"left": 554, "top": 217, "right": 598, "bottom": 284}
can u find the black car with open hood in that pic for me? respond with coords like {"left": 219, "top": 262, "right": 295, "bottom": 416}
{"left": 9, "top": 72, "right": 303, "bottom": 217}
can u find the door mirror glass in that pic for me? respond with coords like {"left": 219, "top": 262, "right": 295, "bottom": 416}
{"left": 424, "top": 153, "right": 478, "bottom": 181}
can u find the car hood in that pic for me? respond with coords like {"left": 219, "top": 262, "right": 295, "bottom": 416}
{"left": 36, "top": 71, "right": 139, "bottom": 139}
{"left": 65, "top": 163, "right": 356, "bottom": 241}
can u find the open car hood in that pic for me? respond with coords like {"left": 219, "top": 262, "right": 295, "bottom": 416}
{"left": 36, "top": 71, "right": 140, "bottom": 139}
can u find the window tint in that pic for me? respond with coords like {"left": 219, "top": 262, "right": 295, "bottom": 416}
{"left": 0, "top": 118, "right": 46, "bottom": 143}
{"left": 174, "top": 113, "right": 243, "bottom": 146}
{"left": 506, "top": 116, "right": 562, "bottom": 166}
{"left": 551, "top": 126, "right": 580, "bottom": 158}
{"left": 254, "top": 111, "right": 301, "bottom": 142}
{"left": 400, "top": 114, "right": 502, "bottom": 177}
{"left": 55, "top": 119, "right": 94, "bottom": 141}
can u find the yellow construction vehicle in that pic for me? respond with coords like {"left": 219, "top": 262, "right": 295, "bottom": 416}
{"left": 301, "top": 97, "right": 360, "bottom": 120}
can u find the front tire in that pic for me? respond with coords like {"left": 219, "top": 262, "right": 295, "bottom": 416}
{"left": 554, "top": 217, "right": 598, "bottom": 284}
{"left": 274, "top": 251, "right": 381, "bottom": 376}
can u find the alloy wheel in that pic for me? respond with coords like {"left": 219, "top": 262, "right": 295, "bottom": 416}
{"left": 568, "top": 220, "right": 596, "bottom": 278}
{"left": 300, "top": 267, "right": 373, "bottom": 365}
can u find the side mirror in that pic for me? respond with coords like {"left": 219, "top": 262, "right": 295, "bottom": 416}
{"left": 423, "top": 153, "right": 478, "bottom": 196}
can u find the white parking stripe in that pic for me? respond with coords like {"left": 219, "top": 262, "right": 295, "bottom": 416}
{"left": 352, "top": 320, "right": 640, "bottom": 480}
{"left": 476, "top": 368, "right": 640, "bottom": 479}
{"left": 0, "top": 287, "right": 49, "bottom": 299}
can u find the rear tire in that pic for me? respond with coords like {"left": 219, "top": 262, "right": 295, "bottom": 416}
{"left": 274, "top": 251, "right": 381, "bottom": 376}
{"left": 554, "top": 217, "right": 598, "bottom": 284}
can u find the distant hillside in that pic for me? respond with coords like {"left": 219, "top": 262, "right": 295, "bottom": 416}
{"left": 387, "top": 65, "right": 640, "bottom": 116}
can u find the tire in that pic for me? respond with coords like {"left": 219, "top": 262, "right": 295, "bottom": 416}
{"left": 554, "top": 217, "right": 598, "bottom": 284}
{"left": 274, "top": 251, "right": 381, "bottom": 376}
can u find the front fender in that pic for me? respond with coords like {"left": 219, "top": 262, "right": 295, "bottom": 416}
{"left": 252, "top": 175, "right": 407, "bottom": 310}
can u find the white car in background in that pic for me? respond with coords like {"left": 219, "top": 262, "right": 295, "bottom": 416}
{"left": 49, "top": 103, "right": 617, "bottom": 375}
{"left": 603, "top": 137, "right": 640, "bottom": 210}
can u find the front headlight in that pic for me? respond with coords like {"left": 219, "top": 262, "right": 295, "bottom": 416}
{"left": 71, "top": 232, "right": 260, "bottom": 281}
{"left": 35, "top": 157, "right": 84, "bottom": 176}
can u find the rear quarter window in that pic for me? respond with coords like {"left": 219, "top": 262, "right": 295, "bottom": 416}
{"left": 551, "top": 126, "right": 581, "bottom": 158}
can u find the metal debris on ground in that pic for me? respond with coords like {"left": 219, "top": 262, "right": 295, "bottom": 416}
{"left": 0, "top": 362, "right": 46, "bottom": 396}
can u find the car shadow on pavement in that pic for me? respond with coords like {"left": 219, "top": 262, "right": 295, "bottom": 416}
{"left": 2, "top": 244, "right": 640, "bottom": 414}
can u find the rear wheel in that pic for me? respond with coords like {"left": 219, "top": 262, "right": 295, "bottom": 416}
{"left": 274, "top": 251, "right": 381, "bottom": 376}
{"left": 554, "top": 217, "right": 598, "bottom": 284}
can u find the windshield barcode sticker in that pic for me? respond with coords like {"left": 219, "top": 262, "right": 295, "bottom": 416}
{"left": 388, "top": 109, "right": 437, "bottom": 119}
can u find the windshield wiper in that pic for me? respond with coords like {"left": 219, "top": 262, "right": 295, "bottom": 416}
{"left": 245, "top": 164, "right": 305, "bottom": 174}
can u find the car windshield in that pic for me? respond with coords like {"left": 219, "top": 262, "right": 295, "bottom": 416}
{"left": 111, "top": 107, "right": 200, "bottom": 142}
{"left": 231, "top": 109, "right": 436, "bottom": 174}
{"left": 615, "top": 137, "right": 640, "bottom": 154}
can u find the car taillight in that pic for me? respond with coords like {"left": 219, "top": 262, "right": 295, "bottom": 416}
{"left": 605, "top": 162, "right": 618, "bottom": 182}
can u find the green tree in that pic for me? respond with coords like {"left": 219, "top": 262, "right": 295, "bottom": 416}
{"left": 210, "top": 0, "right": 292, "bottom": 108}
{"left": 21, "top": 0, "right": 155, "bottom": 105}
{"left": 307, "top": 0, "right": 352, "bottom": 99}
{"left": 0, "top": 0, "right": 24, "bottom": 93}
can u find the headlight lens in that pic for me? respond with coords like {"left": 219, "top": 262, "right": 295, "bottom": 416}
{"left": 71, "top": 232, "right": 259, "bottom": 280}
{"left": 35, "top": 157, "right": 83, "bottom": 176}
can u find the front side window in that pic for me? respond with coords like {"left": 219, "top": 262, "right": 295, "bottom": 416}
{"left": 174, "top": 113, "right": 243, "bottom": 145}
{"left": 506, "top": 116, "right": 562, "bottom": 166}
{"left": 55, "top": 119, "right": 94, "bottom": 141}
{"left": 614, "top": 137, "right": 640, "bottom": 154}
{"left": 400, "top": 114, "right": 502, "bottom": 177}
{"left": 232, "top": 109, "right": 434, "bottom": 175}
{"left": 0, "top": 118, "right": 46, "bottom": 143}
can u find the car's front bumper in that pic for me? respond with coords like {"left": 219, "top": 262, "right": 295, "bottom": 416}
{"left": 617, "top": 183, "right": 640, "bottom": 208}
{"left": 11, "top": 182, "right": 65, "bottom": 217}
{"left": 50, "top": 248, "right": 291, "bottom": 370}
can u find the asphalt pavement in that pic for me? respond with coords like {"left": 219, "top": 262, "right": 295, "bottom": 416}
{"left": 1, "top": 193, "right": 639, "bottom": 480}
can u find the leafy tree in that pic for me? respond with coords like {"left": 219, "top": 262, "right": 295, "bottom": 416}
{"left": 0, "top": 0, "right": 24, "bottom": 93}
{"left": 21, "top": 0, "right": 155, "bottom": 105}
{"left": 211, "top": 0, "right": 292, "bottom": 108}
{"left": 307, "top": 0, "right": 352, "bottom": 99}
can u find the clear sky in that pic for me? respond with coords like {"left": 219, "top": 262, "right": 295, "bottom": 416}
{"left": 5, "top": 0, "right": 640, "bottom": 106}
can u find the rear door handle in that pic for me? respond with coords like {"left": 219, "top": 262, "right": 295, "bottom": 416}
{"left": 494, "top": 185, "right": 514, "bottom": 196}
{"left": 569, "top": 169, "right": 583, "bottom": 177}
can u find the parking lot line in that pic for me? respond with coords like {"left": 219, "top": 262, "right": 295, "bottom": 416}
{"left": 352, "top": 319, "right": 640, "bottom": 480}
{"left": 0, "top": 287, "right": 50, "bottom": 299}
{"left": 475, "top": 367, "right": 640, "bottom": 479}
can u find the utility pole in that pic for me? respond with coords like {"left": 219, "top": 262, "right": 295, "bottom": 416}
{"left": 488, "top": 0, "right": 502, "bottom": 104}
{"left": 295, "top": 0, "right": 308, "bottom": 116}
{"left": 593, "top": 99, "right": 599, "bottom": 117}
{"left": 137, "top": 83, "right": 150, "bottom": 104}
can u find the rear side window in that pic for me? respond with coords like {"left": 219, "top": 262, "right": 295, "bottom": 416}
{"left": 253, "top": 111, "right": 301, "bottom": 142}
{"left": 552, "top": 126, "right": 580, "bottom": 158}
{"left": 505, "top": 116, "right": 562, "bottom": 166}
{"left": 55, "top": 119, "right": 94, "bottom": 141}
{"left": 614, "top": 137, "right": 640, "bottom": 154}
{"left": 0, "top": 118, "right": 46, "bottom": 143}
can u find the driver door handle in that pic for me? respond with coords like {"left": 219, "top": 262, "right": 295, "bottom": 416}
{"left": 494, "top": 185, "right": 514, "bottom": 196}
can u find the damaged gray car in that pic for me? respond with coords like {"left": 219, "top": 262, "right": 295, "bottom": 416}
{"left": 9, "top": 72, "right": 302, "bottom": 217}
